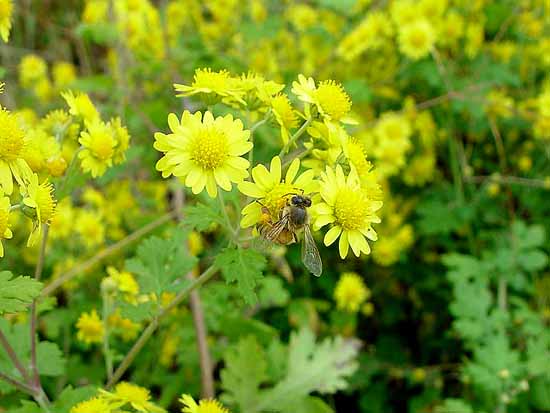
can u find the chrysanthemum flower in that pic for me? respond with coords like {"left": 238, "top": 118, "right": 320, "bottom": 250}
{"left": 292, "top": 74, "right": 354, "bottom": 124}
{"left": 76, "top": 309, "right": 104, "bottom": 344}
{"left": 70, "top": 397, "right": 112, "bottom": 413}
{"left": 0, "top": 191, "right": 12, "bottom": 257}
{"left": 398, "top": 19, "right": 435, "bottom": 60}
{"left": 100, "top": 382, "right": 165, "bottom": 413}
{"left": 21, "top": 173, "right": 56, "bottom": 246}
{"left": 106, "top": 266, "right": 139, "bottom": 303}
{"left": 22, "top": 128, "right": 60, "bottom": 174}
{"left": 0, "top": 107, "right": 33, "bottom": 194}
{"left": 270, "top": 93, "right": 299, "bottom": 144}
{"left": 0, "top": 0, "right": 13, "bottom": 42}
{"left": 62, "top": 90, "right": 100, "bottom": 123}
{"left": 313, "top": 166, "right": 382, "bottom": 258}
{"left": 78, "top": 119, "right": 116, "bottom": 177}
{"left": 334, "top": 272, "right": 371, "bottom": 313}
{"left": 19, "top": 54, "right": 47, "bottom": 87}
{"left": 75, "top": 210, "right": 105, "bottom": 247}
{"left": 109, "top": 117, "right": 130, "bottom": 164}
{"left": 235, "top": 72, "right": 284, "bottom": 106}
{"left": 174, "top": 68, "right": 244, "bottom": 105}
{"left": 154, "top": 111, "right": 252, "bottom": 197}
{"left": 180, "top": 394, "right": 229, "bottom": 413}
{"left": 238, "top": 156, "right": 318, "bottom": 228}
{"left": 52, "top": 61, "right": 77, "bottom": 89}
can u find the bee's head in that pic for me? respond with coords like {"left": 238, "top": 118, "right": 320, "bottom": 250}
{"left": 290, "top": 195, "right": 312, "bottom": 207}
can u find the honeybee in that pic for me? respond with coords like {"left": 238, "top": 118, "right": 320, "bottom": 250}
{"left": 257, "top": 194, "right": 322, "bottom": 277}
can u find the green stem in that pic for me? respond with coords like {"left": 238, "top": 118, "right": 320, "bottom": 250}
{"left": 278, "top": 118, "right": 312, "bottom": 157}
{"left": 102, "top": 293, "right": 114, "bottom": 381}
{"left": 0, "top": 372, "right": 35, "bottom": 395}
{"left": 106, "top": 264, "right": 218, "bottom": 388}
{"left": 30, "top": 225, "right": 49, "bottom": 387}
{"left": 218, "top": 191, "right": 236, "bottom": 242}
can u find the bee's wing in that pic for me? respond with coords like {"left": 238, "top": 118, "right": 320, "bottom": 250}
{"left": 301, "top": 224, "right": 322, "bottom": 277}
{"left": 265, "top": 213, "right": 291, "bottom": 242}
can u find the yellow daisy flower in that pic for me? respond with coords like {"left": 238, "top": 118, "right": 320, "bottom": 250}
{"left": 154, "top": 111, "right": 252, "bottom": 197}
{"left": 70, "top": 397, "right": 112, "bottom": 413}
{"left": 238, "top": 156, "right": 318, "bottom": 228}
{"left": 270, "top": 93, "right": 299, "bottom": 144}
{"left": 0, "top": 0, "right": 13, "bottom": 42}
{"left": 180, "top": 394, "right": 229, "bottom": 413}
{"left": 334, "top": 272, "right": 371, "bottom": 313}
{"left": 174, "top": 68, "right": 244, "bottom": 105}
{"left": 62, "top": 90, "right": 100, "bottom": 123}
{"left": 105, "top": 266, "right": 140, "bottom": 303}
{"left": 100, "top": 382, "right": 165, "bottom": 413}
{"left": 21, "top": 173, "right": 56, "bottom": 246}
{"left": 78, "top": 119, "right": 116, "bottom": 177}
{"left": 0, "top": 107, "right": 33, "bottom": 195}
{"left": 313, "top": 165, "right": 382, "bottom": 259}
{"left": 0, "top": 191, "right": 12, "bottom": 257}
{"left": 291, "top": 74, "right": 354, "bottom": 124}
{"left": 109, "top": 117, "right": 130, "bottom": 164}
{"left": 19, "top": 54, "right": 47, "bottom": 87}
{"left": 52, "top": 61, "right": 77, "bottom": 89}
{"left": 76, "top": 309, "right": 104, "bottom": 345}
{"left": 398, "top": 19, "right": 435, "bottom": 60}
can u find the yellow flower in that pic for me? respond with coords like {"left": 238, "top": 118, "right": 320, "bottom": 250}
{"left": 0, "top": 192, "right": 12, "bottom": 257}
{"left": 70, "top": 397, "right": 112, "bottom": 413}
{"left": 398, "top": 19, "right": 435, "bottom": 60}
{"left": 75, "top": 210, "right": 105, "bottom": 248}
{"left": 174, "top": 68, "right": 244, "bottom": 105}
{"left": 52, "top": 61, "right": 77, "bottom": 89}
{"left": 238, "top": 156, "right": 318, "bottom": 228}
{"left": 180, "top": 394, "right": 229, "bottom": 413}
{"left": 21, "top": 173, "right": 56, "bottom": 246}
{"left": 313, "top": 166, "right": 382, "bottom": 258}
{"left": 270, "top": 93, "right": 299, "bottom": 144}
{"left": 76, "top": 309, "right": 104, "bottom": 344}
{"left": 109, "top": 117, "right": 130, "bottom": 164}
{"left": 0, "top": 0, "right": 13, "bottom": 42}
{"left": 21, "top": 128, "right": 60, "bottom": 174}
{"left": 292, "top": 75, "right": 353, "bottom": 124}
{"left": 106, "top": 266, "right": 140, "bottom": 302}
{"left": 49, "top": 198, "right": 75, "bottom": 240}
{"left": 19, "top": 55, "right": 47, "bottom": 87}
{"left": 334, "top": 272, "right": 371, "bottom": 313}
{"left": 62, "top": 90, "right": 100, "bottom": 123}
{"left": 78, "top": 119, "right": 116, "bottom": 177}
{"left": 154, "top": 111, "right": 252, "bottom": 197}
{"left": 0, "top": 107, "right": 33, "bottom": 195}
{"left": 100, "top": 382, "right": 165, "bottom": 413}
{"left": 108, "top": 311, "right": 140, "bottom": 342}
{"left": 234, "top": 72, "right": 284, "bottom": 106}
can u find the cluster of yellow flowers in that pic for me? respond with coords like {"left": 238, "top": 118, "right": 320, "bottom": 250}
{"left": 19, "top": 54, "right": 77, "bottom": 103}
{"left": 154, "top": 68, "right": 383, "bottom": 259}
{"left": 0, "top": 74, "right": 130, "bottom": 257}
{"left": 71, "top": 384, "right": 230, "bottom": 413}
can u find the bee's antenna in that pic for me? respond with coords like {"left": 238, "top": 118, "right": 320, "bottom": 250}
{"left": 255, "top": 199, "right": 267, "bottom": 207}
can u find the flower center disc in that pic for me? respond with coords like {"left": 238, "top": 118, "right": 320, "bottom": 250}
{"left": 190, "top": 127, "right": 228, "bottom": 170}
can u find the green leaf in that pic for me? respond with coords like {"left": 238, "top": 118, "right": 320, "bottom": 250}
{"left": 517, "top": 250, "right": 548, "bottom": 272}
{"left": 0, "top": 271, "right": 42, "bottom": 314}
{"left": 221, "top": 336, "right": 268, "bottom": 412}
{"left": 257, "top": 276, "right": 290, "bottom": 308}
{"left": 215, "top": 247, "right": 266, "bottom": 304}
{"left": 37, "top": 341, "right": 66, "bottom": 376}
{"left": 53, "top": 385, "right": 97, "bottom": 413}
{"left": 256, "top": 329, "right": 359, "bottom": 411}
{"left": 435, "top": 399, "right": 474, "bottom": 413}
{"left": 125, "top": 231, "right": 198, "bottom": 297}
{"left": 183, "top": 202, "right": 224, "bottom": 232}
{"left": 281, "top": 396, "right": 334, "bottom": 413}
{"left": 530, "top": 376, "right": 550, "bottom": 410}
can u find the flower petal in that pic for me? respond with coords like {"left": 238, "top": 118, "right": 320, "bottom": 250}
{"left": 338, "top": 230, "right": 349, "bottom": 259}
{"left": 324, "top": 225, "right": 341, "bottom": 246}
{"left": 238, "top": 181, "right": 265, "bottom": 198}
{"left": 285, "top": 158, "right": 300, "bottom": 184}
